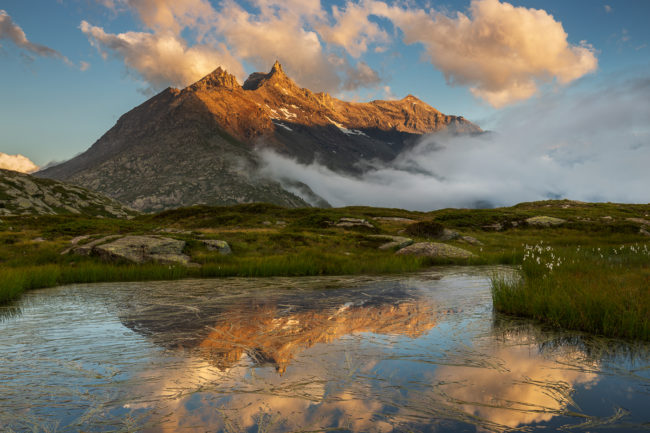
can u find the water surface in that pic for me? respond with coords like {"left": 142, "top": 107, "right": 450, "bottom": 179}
{"left": 1, "top": 267, "right": 648, "bottom": 432}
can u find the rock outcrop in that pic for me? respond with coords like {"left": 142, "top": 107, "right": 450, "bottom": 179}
{"left": 0, "top": 168, "right": 136, "bottom": 218}
{"left": 68, "top": 235, "right": 190, "bottom": 264}
{"left": 396, "top": 242, "right": 475, "bottom": 259}
{"left": 526, "top": 216, "right": 566, "bottom": 227}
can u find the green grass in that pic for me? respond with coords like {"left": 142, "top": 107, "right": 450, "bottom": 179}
{"left": 2, "top": 198, "right": 650, "bottom": 343}
{"left": 491, "top": 242, "right": 650, "bottom": 340}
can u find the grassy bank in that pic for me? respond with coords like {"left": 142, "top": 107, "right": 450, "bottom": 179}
{"left": 492, "top": 242, "right": 650, "bottom": 340}
{"left": 2, "top": 199, "right": 650, "bottom": 339}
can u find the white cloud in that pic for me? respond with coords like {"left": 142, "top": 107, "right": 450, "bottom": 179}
{"left": 371, "top": 0, "right": 598, "bottom": 107}
{"left": 86, "top": 0, "right": 598, "bottom": 104}
{"left": 604, "top": 5, "right": 613, "bottom": 13}
{"left": 80, "top": 20, "right": 244, "bottom": 90}
{"left": 259, "top": 75, "right": 650, "bottom": 210}
{"left": 0, "top": 153, "right": 39, "bottom": 173}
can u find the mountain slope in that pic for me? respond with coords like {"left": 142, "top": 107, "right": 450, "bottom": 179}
{"left": 38, "top": 61, "right": 481, "bottom": 212}
{"left": 0, "top": 168, "right": 136, "bottom": 218}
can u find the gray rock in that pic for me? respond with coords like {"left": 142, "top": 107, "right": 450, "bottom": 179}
{"left": 367, "top": 235, "right": 414, "bottom": 250}
{"left": 640, "top": 228, "right": 650, "bottom": 237}
{"left": 525, "top": 216, "right": 566, "bottom": 227}
{"left": 626, "top": 218, "right": 650, "bottom": 226}
{"left": 438, "top": 228, "right": 460, "bottom": 241}
{"left": 374, "top": 217, "right": 416, "bottom": 223}
{"left": 395, "top": 242, "right": 476, "bottom": 259}
{"left": 69, "top": 235, "right": 121, "bottom": 256}
{"left": 93, "top": 236, "right": 189, "bottom": 264}
{"left": 335, "top": 218, "right": 374, "bottom": 229}
{"left": 482, "top": 223, "right": 503, "bottom": 231}
{"left": 459, "top": 235, "right": 483, "bottom": 246}
{"left": 202, "top": 239, "right": 232, "bottom": 255}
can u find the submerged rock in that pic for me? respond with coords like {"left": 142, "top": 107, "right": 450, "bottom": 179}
{"left": 396, "top": 242, "right": 475, "bottom": 259}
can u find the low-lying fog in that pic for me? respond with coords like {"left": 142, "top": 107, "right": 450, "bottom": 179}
{"left": 260, "top": 75, "right": 650, "bottom": 210}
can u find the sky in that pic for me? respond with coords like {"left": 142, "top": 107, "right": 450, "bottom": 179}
{"left": 0, "top": 0, "right": 649, "bottom": 206}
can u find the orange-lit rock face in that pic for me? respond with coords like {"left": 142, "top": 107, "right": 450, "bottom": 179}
{"left": 184, "top": 61, "right": 480, "bottom": 144}
{"left": 198, "top": 299, "right": 438, "bottom": 373}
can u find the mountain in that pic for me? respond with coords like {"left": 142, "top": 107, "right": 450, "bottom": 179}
{"left": 38, "top": 61, "right": 481, "bottom": 212}
{"left": 0, "top": 168, "right": 136, "bottom": 218}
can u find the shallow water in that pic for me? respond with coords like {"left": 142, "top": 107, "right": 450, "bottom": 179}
{"left": 1, "top": 267, "right": 648, "bottom": 432}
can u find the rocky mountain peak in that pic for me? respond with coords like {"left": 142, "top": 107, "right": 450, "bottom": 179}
{"left": 242, "top": 60, "right": 294, "bottom": 91}
{"left": 190, "top": 66, "right": 241, "bottom": 91}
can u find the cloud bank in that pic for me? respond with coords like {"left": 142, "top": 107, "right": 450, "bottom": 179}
{"left": 0, "top": 153, "right": 39, "bottom": 173}
{"left": 83, "top": 0, "right": 597, "bottom": 105}
{"left": 259, "top": 75, "right": 650, "bottom": 210}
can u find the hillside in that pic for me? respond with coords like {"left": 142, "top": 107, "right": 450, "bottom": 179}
{"left": 37, "top": 61, "right": 480, "bottom": 212}
{"left": 0, "top": 168, "right": 136, "bottom": 218}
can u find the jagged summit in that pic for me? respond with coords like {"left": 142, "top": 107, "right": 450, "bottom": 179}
{"left": 190, "top": 66, "right": 240, "bottom": 91}
{"left": 243, "top": 60, "right": 293, "bottom": 91}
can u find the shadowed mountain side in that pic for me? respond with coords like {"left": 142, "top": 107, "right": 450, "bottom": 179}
{"left": 38, "top": 61, "right": 480, "bottom": 211}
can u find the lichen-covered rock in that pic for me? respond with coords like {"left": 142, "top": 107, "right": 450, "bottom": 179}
{"left": 335, "top": 218, "right": 374, "bottom": 229}
{"left": 626, "top": 218, "right": 650, "bottom": 226}
{"left": 396, "top": 242, "right": 475, "bottom": 259}
{"left": 459, "top": 235, "right": 483, "bottom": 246}
{"left": 525, "top": 216, "right": 566, "bottom": 227}
{"left": 202, "top": 239, "right": 232, "bottom": 255}
{"left": 68, "top": 235, "right": 121, "bottom": 256}
{"left": 93, "top": 236, "right": 189, "bottom": 264}
{"left": 367, "top": 235, "right": 413, "bottom": 250}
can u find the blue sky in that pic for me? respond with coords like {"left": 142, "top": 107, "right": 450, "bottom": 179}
{"left": 0, "top": 0, "right": 649, "bottom": 168}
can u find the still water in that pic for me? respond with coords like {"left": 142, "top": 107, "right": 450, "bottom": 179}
{"left": 1, "top": 267, "right": 648, "bottom": 432}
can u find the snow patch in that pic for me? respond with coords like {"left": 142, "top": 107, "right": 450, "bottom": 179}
{"left": 325, "top": 116, "right": 368, "bottom": 137}
{"left": 279, "top": 107, "right": 297, "bottom": 119}
{"left": 272, "top": 120, "right": 293, "bottom": 131}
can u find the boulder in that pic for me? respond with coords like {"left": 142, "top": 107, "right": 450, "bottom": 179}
{"left": 374, "top": 217, "right": 416, "bottom": 224}
{"left": 459, "top": 235, "right": 483, "bottom": 246}
{"left": 93, "top": 236, "right": 189, "bottom": 264}
{"left": 396, "top": 242, "right": 475, "bottom": 259}
{"left": 626, "top": 218, "right": 650, "bottom": 226}
{"left": 202, "top": 239, "right": 232, "bottom": 254}
{"left": 640, "top": 228, "right": 650, "bottom": 237}
{"left": 525, "top": 216, "right": 566, "bottom": 227}
{"left": 68, "top": 235, "right": 121, "bottom": 256}
{"left": 335, "top": 218, "right": 374, "bottom": 229}
{"left": 367, "top": 235, "right": 414, "bottom": 250}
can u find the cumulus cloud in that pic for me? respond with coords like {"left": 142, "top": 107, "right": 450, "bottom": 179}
{"left": 80, "top": 20, "right": 244, "bottom": 90}
{"left": 259, "top": 75, "right": 650, "bottom": 210}
{"left": 88, "top": 0, "right": 385, "bottom": 93}
{"left": 0, "top": 10, "right": 66, "bottom": 60}
{"left": 316, "top": 1, "right": 389, "bottom": 58}
{"left": 0, "top": 153, "right": 39, "bottom": 173}
{"left": 86, "top": 0, "right": 598, "bottom": 103}
{"left": 371, "top": 0, "right": 598, "bottom": 107}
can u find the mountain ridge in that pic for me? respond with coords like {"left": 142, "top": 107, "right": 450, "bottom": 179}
{"left": 38, "top": 61, "right": 481, "bottom": 212}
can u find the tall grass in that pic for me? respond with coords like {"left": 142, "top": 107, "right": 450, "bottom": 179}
{"left": 491, "top": 242, "right": 650, "bottom": 340}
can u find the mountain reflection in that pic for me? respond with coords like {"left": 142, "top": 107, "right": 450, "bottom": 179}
{"left": 119, "top": 281, "right": 440, "bottom": 373}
